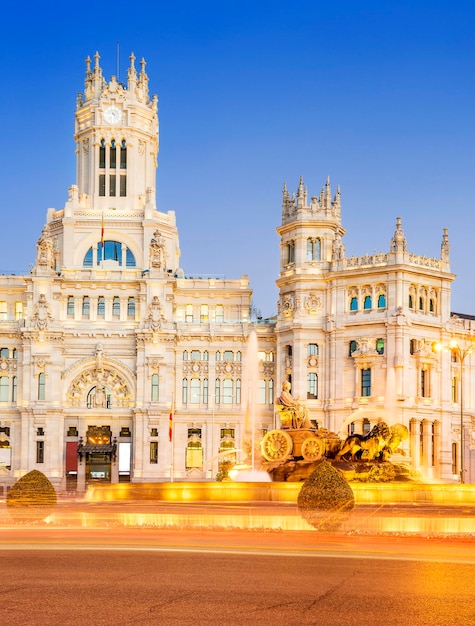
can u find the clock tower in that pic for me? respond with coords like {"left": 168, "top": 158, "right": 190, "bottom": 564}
{"left": 74, "top": 51, "right": 159, "bottom": 211}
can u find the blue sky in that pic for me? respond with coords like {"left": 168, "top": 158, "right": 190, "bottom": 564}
{"left": 1, "top": 1, "right": 474, "bottom": 318}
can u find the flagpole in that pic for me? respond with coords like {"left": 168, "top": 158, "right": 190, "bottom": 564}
{"left": 169, "top": 395, "right": 174, "bottom": 482}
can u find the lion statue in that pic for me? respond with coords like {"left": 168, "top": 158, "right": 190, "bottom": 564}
{"left": 336, "top": 421, "right": 408, "bottom": 462}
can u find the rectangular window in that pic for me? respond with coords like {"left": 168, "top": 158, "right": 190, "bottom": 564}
{"left": 99, "top": 174, "right": 106, "bottom": 196}
{"left": 223, "top": 379, "right": 233, "bottom": 404}
{"left": 215, "top": 305, "right": 224, "bottom": 323}
{"left": 14, "top": 302, "right": 23, "bottom": 320}
{"left": 200, "top": 304, "right": 209, "bottom": 323}
{"left": 361, "top": 369, "right": 371, "bottom": 397}
{"left": 0, "top": 377, "right": 8, "bottom": 402}
{"left": 12, "top": 376, "right": 17, "bottom": 402}
{"left": 259, "top": 380, "right": 266, "bottom": 405}
{"left": 307, "top": 373, "right": 318, "bottom": 399}
{"left": 120, "top": 145, "right": 127, "bottom": 169}
{"left": 150, "top": 441, "right": 158, "bottom": 464}
{"left": 99, "top": 143, "right": 105, "bottom": 168}
{"left": 97, "top": 296, "right": 105, "bottom": 317}
{"left": 151, "top": 374, "right": 159, "bottom": 401}
{"left": 421, "top": 369, "right": 428, "bottom": 398}
{"left": 190, "top": 379, "right": 201, "bottom": 404}
{"left": 38, "top": 373, "right": 45, "bottom": 400}
{"left": 0, "top": 301, "right": 7, "bottom": 320}
{"left": 36, "top": 441, "right": 44, "bottom": 464}
{"left": 452, "top": 377, "right": 458, "bottom": 403}
{"left": 185, "top": 305, "right": 193, "bottom": 323}
{"left": 127, "top": 297, "right": 135, "bottom": 318}
{"left": 109, "top": 175, "right": 116, "bottom": 197}
{"left": 120, "top": 176, "right": 126, "bottom": 196}
{"left": 112, "top": 297, "right": 120, "bottom": 317}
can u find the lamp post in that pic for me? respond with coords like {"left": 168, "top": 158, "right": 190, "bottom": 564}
{"left": 436, "top": 338, "right": 473, "bottom": 484}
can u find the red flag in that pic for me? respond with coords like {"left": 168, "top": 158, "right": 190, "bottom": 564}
{"left": 169, "top": 404, "right": 173, "bottom": 442}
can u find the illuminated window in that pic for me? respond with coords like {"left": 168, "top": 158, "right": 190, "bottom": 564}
{"left": 0, "top": 301, "right": 7, "bottom": 320}
{"left": 200, "top": 304, "right": 209, "bottom": 323}
{"left": 14, "top": 302, "right": 23, "bottom": 319}
{"left": 376, "top": 338, "right": 384, "bottom": 355}
{"left": 150, "top": 441, "right": 158, "bottom": 464}
{"left": 185, "top": 304, "right": 193, "bottom": 323}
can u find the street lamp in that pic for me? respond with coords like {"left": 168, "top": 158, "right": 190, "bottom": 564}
{"left": 435, "top": 338, "right": 473, "bottom": 484}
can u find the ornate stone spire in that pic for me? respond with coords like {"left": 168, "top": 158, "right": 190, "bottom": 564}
{"left": 441, "top": 227, "right": 450, "bottom": 261}
{"left": 390, "top": 217, "right": 407, "bottom": 252}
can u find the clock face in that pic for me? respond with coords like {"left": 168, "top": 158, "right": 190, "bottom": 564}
{"left": 104, "top": 106, "right": 122, "bottom": 125}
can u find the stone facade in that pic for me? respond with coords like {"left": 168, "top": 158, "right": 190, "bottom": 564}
{"left": 0, "top": 52, "right": 473, "bottom": 491}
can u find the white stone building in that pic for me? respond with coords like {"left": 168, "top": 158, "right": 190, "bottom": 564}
{"left": 0, "top": 53, "right": 473, "bottom": 491}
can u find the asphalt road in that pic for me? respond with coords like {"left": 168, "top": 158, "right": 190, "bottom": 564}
{"left": 2, "top": 549, "right": 475, "bottom": 626}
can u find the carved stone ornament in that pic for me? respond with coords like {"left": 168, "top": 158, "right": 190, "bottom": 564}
{"left": 32, "top": 294, "right": 53, "bottom": 330}
{"left": 146, "top": 296, "right": 165, "bottom": 330}
{"left": 281, "top": 295, "right": 294, "bottom": 318}
{"left": 304, "top": 293, "right": 322, "bottom": 314}
{"left": 68, "top": 367, "right": 131, "bottom": 408}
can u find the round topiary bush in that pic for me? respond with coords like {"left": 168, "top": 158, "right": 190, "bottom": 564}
{"left": 297, "top": 460, "right": 355, "bottom": 531}
{"left": 6, "top": 470, "right": 57, "bottom": 522}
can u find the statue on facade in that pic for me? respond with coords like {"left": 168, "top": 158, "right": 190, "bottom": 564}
{"left": 93, "top": 384, "right": 107, "bottom": 408}
{"left": 36, "top": 228, "right": 55, "bottom": 271}
{"left": 332, "top": 233, "right": 345, "bottom": 260}
{"left": 277, "top": 380, "right": 311, "bottom": 429}
{"left": 149, "top": 230, "right": 166, "bottom": 270}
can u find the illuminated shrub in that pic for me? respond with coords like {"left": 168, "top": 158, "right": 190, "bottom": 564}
{"left": 297, "top": 460, "right": 354, "bottom": 531}
{"left": 6, "top": 470, "right": 57, "bottom": 522}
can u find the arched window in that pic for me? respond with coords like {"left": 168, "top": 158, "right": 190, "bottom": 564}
{"left": 307, "top": 373, "right": 318, "bottom": 399}
{"left": 190, "top": 350, "right": 200, "bottom": 361}
{"left": 223, "top": 350, "right": 234, "bottom": 361}
{"left": 120, "top": 140, "right": 127, "bottom": 169}
{"left": 97, "top": 296, "right": 105, "bottom": 317}
{"left": 349, "top": 340, "right": 357, "bottom": 356}
{"left": 287, "top": 240, "right": 295, "bottom": 264}
{"left": 0, "top": 348, "right": 9, "bottom": 358}
{"left": 429, "top": 299, "right": 435, "bottom": 313}
{"left": 215, "top": 378, "right": 220, "bottom": 404}
{"left": 409, "top": 294, "right": 413, "bottom": 309}
{"left": 350, "top": 297, "right": 358, "bottom": 311}
{"left": 236, "top": 379, "right": 241, "bottom": 404}
{"left": 12, "top": 376, "right": 17, "bottom": 402}
{"left": 419, "top": 297, "right": 424, "bottom": 311}
{"left": 307, "top": 344, "right": 319, "bottom": 356}
{"left": 363, "top": 295, "right": 372, "bottom": 310}
{"left": 151, "top": 374, "right": 159, "bottom": 401}
{"left": 99, "top": 139, "right": 106, "bottom": 169}
{"left": 190, "top": 379, "right": 201, "bottom": 404}
{"left": 110, "top": 139, "right": 117, "bottom": 169}
{"left": 83, "top": 241, "right": 136, "bottom": 268}
{"left": 183, "top": 351, "right": 189, "bottom": 361}
{"left": 38, "top": 372, "right": 45, "bottom": 400}
{"left": 377, "top": 294, "right": 386, "bottom": 308}
{"left": 182, "top": 378, "right": 188, "bottom": 404}
{"left": 203, "top": 378, "right": 209, "bottom": 404}
{"left": 203, "top": 351, "right": 209, "bottom": 361}
{"left": 112, "top": 297, "right": 120, "bottom": 318}
{"left": 12, "top": 349, "right": 17, "bottom": 359}
{"left": 376, "top": 338, "right": 384, "bottom": 355}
